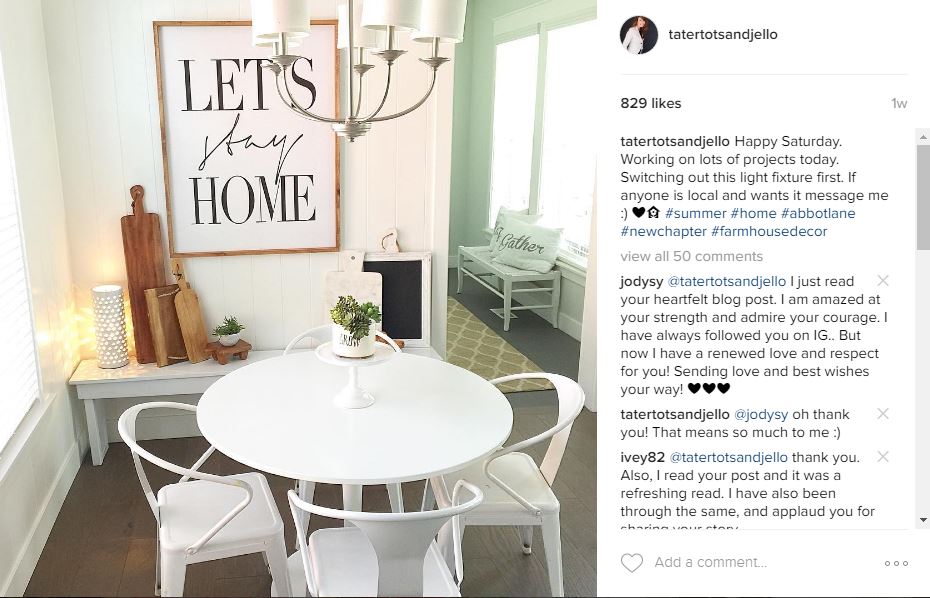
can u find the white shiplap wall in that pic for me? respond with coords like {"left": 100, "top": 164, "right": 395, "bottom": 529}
{"left": 42, "top": 0, "right": 454, "bottom": 360}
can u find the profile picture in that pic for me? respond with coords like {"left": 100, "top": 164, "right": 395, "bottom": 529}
{"left": 620, "top": 16, "right": 657, "bottom": 55}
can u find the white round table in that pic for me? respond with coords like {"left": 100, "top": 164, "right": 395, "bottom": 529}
{"left": 197, "top": 352, "right": 513, "bottom": 510}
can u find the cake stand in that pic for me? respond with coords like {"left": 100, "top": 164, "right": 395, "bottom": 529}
{"left": 315, "top": 342, "right": 397, "bottom": 409}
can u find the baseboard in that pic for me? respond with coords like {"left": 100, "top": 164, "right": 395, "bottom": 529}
{"left": 2, "top": 441, "right": 80, "bottom": 596}
{"left": 555, "top": 312, "right": 583, "bottom": 340}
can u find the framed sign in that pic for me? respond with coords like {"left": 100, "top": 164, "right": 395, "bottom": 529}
{"left": 154, "top": 21, "right": 339, "bottom": 257}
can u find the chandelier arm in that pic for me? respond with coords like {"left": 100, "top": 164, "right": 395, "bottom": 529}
{"left": 360, "top": 63, "right": 394, "bottom": 121}
{"left": 276, "top": 71, "right": 342, "bottom": 124}
{"left": 366, "top": 67, "right": 438, "bottom": 123}
{"left": 354, "top": 69, "right": 365, "bottom": 118}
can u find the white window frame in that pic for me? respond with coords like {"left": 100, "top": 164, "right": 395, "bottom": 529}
{"left": 0, "top": 52, "right": 43, "bottom": 457}
{"left": 487, "top": 7, "right": 596, "bottom": 273}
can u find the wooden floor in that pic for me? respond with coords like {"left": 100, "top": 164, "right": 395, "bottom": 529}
{"left": 25, "top": 401, "right": 596, "bottom": 597}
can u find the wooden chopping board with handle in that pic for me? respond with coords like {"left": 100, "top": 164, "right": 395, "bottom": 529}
{"left": 171, "top": 258, "right": 209, "bottom": 363}
{"left": 121, "top": 185, "right": 166, "bottom": 363}
{"left": 145, "top": 285, "right": 188, "bottom": 367}
{"left": 324, "top": 250, "right": 382, "bottom": 315}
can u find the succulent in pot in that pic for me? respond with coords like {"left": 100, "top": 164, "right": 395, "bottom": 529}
{"left": 329, "top": 296, "right": 382, "bottom": 358}
{"left": 212, "top": 316, "right": 245, "bottom": 347}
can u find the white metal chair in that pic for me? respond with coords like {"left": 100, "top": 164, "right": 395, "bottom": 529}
{"left": 424, "top": 373, "right": 584, "bottom": 597}
{"left": 286, "top": 481, "right": 483, "bottom": 597}
{"left": 117, "top": 402, "right": 292, "bottom": 597}
{"left": 284, "top": 326, "right": 406, "bottom": 546}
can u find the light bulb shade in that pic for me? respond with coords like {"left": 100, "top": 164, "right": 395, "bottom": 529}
{"left": 338, "top": 1, "right": 383, "bottom": 49}
{"left": 92, "top": 285, "right": 129, "bottom": 369}
{"left": 361, "top": 0, "right": 421, "bottom": 31}
{"left": 251, "top": 0, "right": 311, "bottom": 40}
{"left": 412, "top": 0, "right": 467, "bottom": 43}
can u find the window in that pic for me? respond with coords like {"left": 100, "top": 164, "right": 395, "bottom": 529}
{"left": 537, "top": 20, "right": 596, "bottom": 261}
{"left": 0, "top": 62, "right": 40, "bottom": 452}
{"left": 488, "top": 17, "right": 596, "bottom": 265}
{"left": 488, "top": 34, "right": 539, "bottom": 224}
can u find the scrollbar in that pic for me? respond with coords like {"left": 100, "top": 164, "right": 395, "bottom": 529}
{"left": 915, "top": 129, "right": 929, "bottom": 528}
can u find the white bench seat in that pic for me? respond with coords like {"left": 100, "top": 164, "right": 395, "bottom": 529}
{"left": 457, "top": 245, "right": 561, "bottom": 332}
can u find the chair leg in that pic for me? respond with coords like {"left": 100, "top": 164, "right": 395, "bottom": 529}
{"left": 159, "top": 551, "right": 187, "bottom": 597}
{"left": 154, "top": 535, "right": 161, "bottom": 595}
{"left": 387, "top": 483, "right": 405, "bottom": 513}
{"left": 541, "top": 513, "right": 564, "bottom": 597}
{"left": 421, "top": 478, "right": 436, "bottom": 511}
{"left": 266, "top": 535, "right": 293, "bottom": 598}
{"left": 342, "top": 484, "right": 363, "bottom": 527}
{"left": 457, "top": 251, "right": 464, "bottom": 293}
{"left": 436, "top": 519, "right": 458, "bottom": 571}
{"left": 521, "top": 525, "right": 534, "bottom": 555}
{"left": 295, "top": 480, "right": 316, "bottom": 549}
{"left": 503, "top": 279, "right": 513, "bottom": 331}
{"left": 550, "top": 274, "right": 561, "bottom": 329}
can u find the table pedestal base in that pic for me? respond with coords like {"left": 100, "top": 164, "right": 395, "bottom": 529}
{"left": 334, "top": 366, "right": 375, "bottom": 409}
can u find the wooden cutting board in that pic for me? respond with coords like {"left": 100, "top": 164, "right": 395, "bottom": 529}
{"left": 121, "top": 185, "right": 166, "bottom": 363}
{"left": 144, "top": 284, "right": 188, "bottom": 367}
{"left": 171, "top": 259, "right": 209, "bottom": 364}
{"left": 324, "top": 250, "right": 382, "bottom": 315}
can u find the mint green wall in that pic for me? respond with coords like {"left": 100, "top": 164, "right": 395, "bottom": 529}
{"left": 449, "top": 0, "right": 597, "bottom": 256}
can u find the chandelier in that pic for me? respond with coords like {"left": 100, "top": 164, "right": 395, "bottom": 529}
{"left": 252, "top": 0, "right": 467, "bottom": 142}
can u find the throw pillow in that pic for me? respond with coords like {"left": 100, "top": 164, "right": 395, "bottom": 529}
{"left": 489, "top": 207, "right": 543, "bottom": 255}
{"left": 491, "top": 219, "right": 563, "bottom": 274}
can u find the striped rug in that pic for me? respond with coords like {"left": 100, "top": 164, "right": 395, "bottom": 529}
{"left": 446, "top": 297, "right": 553, "bottom": 393}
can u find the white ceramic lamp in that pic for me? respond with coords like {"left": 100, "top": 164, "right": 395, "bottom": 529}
{"left": 338, "top": 0, "right": 383, "bottom": 49}
{"left": 92, "top": 285, "right": 129, "bottom": 369}
{"left": 412, "top": 0, "right": 467, "bottom": 43}
{"left": 251, "top": 0, "right": 310, "bottom": 45}
{"left": 361, "top": 0, "right": 421, "bottom": 31}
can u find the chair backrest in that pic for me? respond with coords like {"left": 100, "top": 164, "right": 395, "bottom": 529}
{"left": 117, "top": 402, "right": 253, "bottom": 554}
{"left": 285, "top": 325, "right": 402, "bottom": 355}
{"left": 283, "top": 325, "right": 332, "bottom": 355}
{"left": 288, "top": 481, "right": 482, "bottom": 597}
{"left": 486, "top": 373, "right": 584, "bottom": 512}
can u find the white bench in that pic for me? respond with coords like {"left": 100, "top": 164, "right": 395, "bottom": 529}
{"left": 69, "top": 347, "right": 439, "bottom": 465}
{"left": 457, "top": 245, "right": 561, "bottom": 332}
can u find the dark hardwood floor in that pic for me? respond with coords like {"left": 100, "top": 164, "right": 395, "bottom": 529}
{"left": 449, "top": 268, "right": 582, "bottom": 381}
{"left": 25, "top": 401, "right": 596, "bottom": 597}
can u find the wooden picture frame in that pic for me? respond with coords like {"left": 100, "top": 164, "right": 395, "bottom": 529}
{"left": 154, "top": 20, "right": 340, "bottom": 257}
{"left": 363, "top": 252, "right": 432, "bottom": 348}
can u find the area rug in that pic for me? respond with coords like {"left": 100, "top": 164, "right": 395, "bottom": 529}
{"left": 446, "top": 297, "right": 553, "bottom": 393}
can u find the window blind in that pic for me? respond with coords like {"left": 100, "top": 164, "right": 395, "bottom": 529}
{"left": 0, "top": 65, "right": 40, "bottom": 453}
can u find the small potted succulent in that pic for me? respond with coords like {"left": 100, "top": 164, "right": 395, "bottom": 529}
{"left": 213, "top": 316, "right": 245, "bottom": 347}
{"left": 330, "top": 296, "right": 382, "bottom": 358}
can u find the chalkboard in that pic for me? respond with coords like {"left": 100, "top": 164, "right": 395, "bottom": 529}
{"left": 364, "top": 252, "right": 431, "bottom": 347}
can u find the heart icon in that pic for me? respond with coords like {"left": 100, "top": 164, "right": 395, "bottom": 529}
{"left": 633, "top": 207, "right": 646, "bottom": 218}
{"left": 702, "top": 383, "right": 716, "bottom": 394}
{"left": 688, "top": 383, "right": 700, "bottom": 394}
{"left": 621, "top": 553, "right": 644, "bottom": 573}
{"left": 718, "top": 382, "right": 730, "bottom": 394}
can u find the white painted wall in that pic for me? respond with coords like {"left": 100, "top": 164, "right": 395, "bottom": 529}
{"left": 41, "top": 0, "right": 455, "bottom": 435}
{"left": 0, "top": 3, "right": 82, "bottom": 595}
